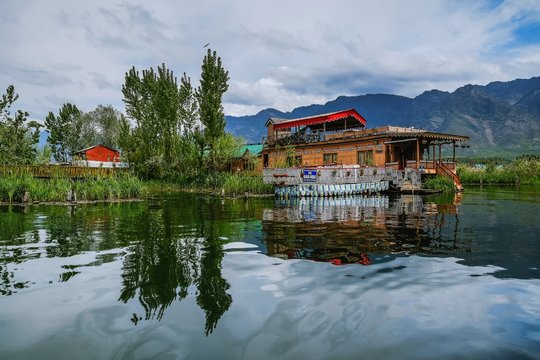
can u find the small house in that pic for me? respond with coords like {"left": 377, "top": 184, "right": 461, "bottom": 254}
{"left": 229, "top": 144, "right": 263, "bottom": 173}
{"left": 72, "top": 144, "right": 128, "bottom": 168}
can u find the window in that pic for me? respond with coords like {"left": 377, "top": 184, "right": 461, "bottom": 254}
{"left": 323, "top": 153, "right": 337, "bottom": 165}
{"left": 357, "top": 150, "right": 374, "bottom": 166}
{"left": 294, "top": 155, "right": 302, "bottom": 167}
{"left": 244, "top": 159, "right": 255, "bottom": 171}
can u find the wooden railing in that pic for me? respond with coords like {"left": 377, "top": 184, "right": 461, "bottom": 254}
{"left": 0, "top": 165, "right": 128, "bottom": 179}
{"left": 264, "top": 126, "right": 409, "bottom": 146}
{"left": 436, "top": 162, "right": 463, "bottom": 191}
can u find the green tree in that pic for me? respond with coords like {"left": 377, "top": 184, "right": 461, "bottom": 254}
{"left": 195, "top": 49, "right": 230, "bottom": 173}
{"left": 82, "top": 105, "right": 124, "bottom": 149}
{"left": 45, "top": 103, "right": 81, "bottom": 162}
{"left": 0, "top": 85, "right": 41, "bottom": 164}
{"left": 122, "top": 63, "right": 184, "bottom": 178}
{"left": 36, "top": 145, "right": 52, "bottom": 165}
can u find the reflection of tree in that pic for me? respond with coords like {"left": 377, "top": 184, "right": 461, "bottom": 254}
{"left": 118, "top": 196, "right": 233, "bottom": 335}
{"left": 196, "top": 205, "right": 232, "bottom": 335}
{"left": 118, "top": 208, "right": 200, "bottom": 321}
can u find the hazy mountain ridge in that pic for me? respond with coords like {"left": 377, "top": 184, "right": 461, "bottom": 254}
{"left": 226, "top": 76, "right": 540, "bottom": 155}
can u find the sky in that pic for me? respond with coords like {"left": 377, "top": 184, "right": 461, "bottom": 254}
{"left": 1, "top": 0, "right": 540, "bottom": 122}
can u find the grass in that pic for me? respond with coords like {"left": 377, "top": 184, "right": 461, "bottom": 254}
{"left": 0, "top": 173, "right": 146, "bottom": 204}
{"left": 423, "top": 176, "right": 457, "bottom": 192}
{"left": 457, "top": 156, "right": 540, "bottom": 185}
{"left": 145, "top": 173, "right": 274, "bottom": 196}
{"left": 222, "top": 174, "right": 274, "bottom": 195}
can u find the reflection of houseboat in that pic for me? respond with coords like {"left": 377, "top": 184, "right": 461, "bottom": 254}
{"left": 262, "top": 195, "right": 469, "bottom": 264}
{"left": 262, "top": 109, "right": 469, "bottom": 195}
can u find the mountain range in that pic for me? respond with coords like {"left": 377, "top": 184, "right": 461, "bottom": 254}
{"left": 225, "top": 76, "right": 540, "bottom": 156}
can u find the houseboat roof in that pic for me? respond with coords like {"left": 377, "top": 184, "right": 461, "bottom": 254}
{"left": 362, "top": 126, "right": 469, "bottom": 142}
{"left": 266, "top": 109, "right": 367, "bottom": 131}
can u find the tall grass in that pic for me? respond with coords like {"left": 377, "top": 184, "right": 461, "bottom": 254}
{"left": 423, "top": 176, "right": 456, "bottom": 192}
{"left": 457, "top": 156, "right": 540, "bottom": 185}
{"left": 222, "top": 174, "right": 274, "bottom": 195}
{"left": 0, "top": 173, "right": 146, "bottom": 203}
{"left": 148, "top": 173, "right": 274, "bottom": 196}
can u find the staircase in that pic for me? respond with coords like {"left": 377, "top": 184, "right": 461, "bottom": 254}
{"left": 436, "top": 162, "right": 463, "bottom": 191}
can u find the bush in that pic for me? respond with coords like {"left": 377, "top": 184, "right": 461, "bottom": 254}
{"left": 423, "top": 176, "right": 456, "bottom": 192}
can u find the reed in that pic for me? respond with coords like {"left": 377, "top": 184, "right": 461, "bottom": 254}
{"left": 0, "top": 173, "right": 146, "bottom": 203}
{"left": 222, "top": 174, "right": 274, "bottom": 195}
{"left": 457, "top": 156, "right": 540, "bottom": 185}
{"left": 423, "top": 176, "right": 456, "bottom": 192}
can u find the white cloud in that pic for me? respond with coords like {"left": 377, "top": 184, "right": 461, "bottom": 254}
{"left": 0, "top": 0, "right": 539, "bottom": 118}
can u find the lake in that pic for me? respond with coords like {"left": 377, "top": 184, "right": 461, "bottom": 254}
{"left": 1, "top": 187, "right": 539, "bottom": 359}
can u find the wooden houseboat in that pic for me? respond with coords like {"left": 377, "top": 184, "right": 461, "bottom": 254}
{"left": 261, "top": 109, "right": 469, "bottom": 193}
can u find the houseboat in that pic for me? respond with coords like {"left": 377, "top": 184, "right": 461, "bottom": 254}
{"left": 261, "top": 109, "right": 469, "bottom": 196}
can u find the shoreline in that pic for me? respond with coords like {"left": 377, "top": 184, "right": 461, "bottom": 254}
{"left": 0, "top": 198, "right": 145, "bottom": 206}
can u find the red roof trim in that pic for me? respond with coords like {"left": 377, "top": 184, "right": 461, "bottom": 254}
{"left": 272, "top": 109, "right": 367, "bottom": 130}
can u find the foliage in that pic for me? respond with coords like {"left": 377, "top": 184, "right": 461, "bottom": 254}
{"left": 122, "top": 63, "right": 190, "bottom": 178}
{"left": 196, "top": 49, "right": 230, "bottom": 173}
{"left": 0, "top": 85, "right": 41, "bottom": 165}
{"left": 45, "top": 103, "right": 81, "bottom": 162}
{"left": 45, "top": 103, "right": 126, "bottom": 163}
{"left": 82, "top": 105, "right": 125, "bottom": 150}
{"left": 0, "top": 172, "right": 146, "bottom": 203}
{"left": 423, "top": 175, "right": 456, "bottom": 192}
{"left": 222, "top": 174, "right": 274, "bottom": 195}
{"left": 457, "top": 155, "right": 540, "bottom": 185}
{"left": 121, "top": 50, "right": 235, "bottom": 184}
{"left": 36, "top": 145, "right": 52, "bottom": 165}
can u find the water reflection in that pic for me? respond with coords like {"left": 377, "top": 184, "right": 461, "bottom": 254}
{"left": 118, "top": 198, "right": 233, "bottom": 335}
{"left": 262, "top": 194, "right": 469, "bottom": 264}
{"left": 0, "top": 197, "right": 241, "bottom": 335}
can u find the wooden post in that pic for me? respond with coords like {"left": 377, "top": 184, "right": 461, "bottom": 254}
{"left": 438, "top": 144, "right": 442, "bottom": 163}
{"left": 452, "top": 140, "right": 456, "bottom": 163}
{"left": 416, "top": 139, "right": 420, "bottom": 169}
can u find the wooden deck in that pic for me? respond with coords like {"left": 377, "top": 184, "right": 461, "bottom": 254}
{"left": 0, "top": 165, "right": 128, "bottom": 179}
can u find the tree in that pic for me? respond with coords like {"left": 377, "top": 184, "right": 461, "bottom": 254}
{"left": 195, "top": 49, "right": 230, "bottom": 173}
{"left": 0, "top": 85, "right": 41, "bottom": 164}
{"left": 45, "top": 103, "right": 81, "bottom": 162}
{"left": 82, "top": 105, "right": 124, "bottom": 149}
{"left": 122, "top": 63, "right": 184, "bottom": 178}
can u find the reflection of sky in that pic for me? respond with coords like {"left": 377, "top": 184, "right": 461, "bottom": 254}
{"left": 2, "top": 251, "right": 539, "bottom": 359}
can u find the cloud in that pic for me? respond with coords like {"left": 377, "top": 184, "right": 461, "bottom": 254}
{"left": 0, "top": 0, "right": 539, "bottom": 119}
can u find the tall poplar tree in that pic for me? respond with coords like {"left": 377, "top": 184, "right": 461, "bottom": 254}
{"left": 45, "top": 103, "right": 81, "bottom": 162}
{"left": 122, "top": 63, "right": 183, "bottom": 178}
{"left": 195, "top": 49, "right": 230, "bottom": 172}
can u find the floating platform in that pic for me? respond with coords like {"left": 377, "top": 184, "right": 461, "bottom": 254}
{"left": 264, "top": 166, "right": 421, "bottom": 198}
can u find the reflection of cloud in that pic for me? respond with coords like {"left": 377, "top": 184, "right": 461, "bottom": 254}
{"left": 223, "top": 252, "right": 540, "bottom": 359}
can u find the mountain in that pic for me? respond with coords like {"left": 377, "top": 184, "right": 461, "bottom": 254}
{"left": 225, "top": 76, "right": 540, "bottom": 156}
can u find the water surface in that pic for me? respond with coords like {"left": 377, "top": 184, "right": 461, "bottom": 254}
{"left": 1, "top": 187, "right": 539, "bottom": 359}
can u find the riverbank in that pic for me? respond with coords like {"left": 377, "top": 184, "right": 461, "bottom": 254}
{"left": 457, "top": 156, "right": 540, "bottom": 185}
{"left": 0, "top": 174, "right": 146, "bottom": 204}
{"left": 145, "top": 173, "right": 275, "bottom": 197}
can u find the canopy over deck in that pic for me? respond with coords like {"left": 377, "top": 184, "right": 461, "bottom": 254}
{"left": 266, "top": 109, "right": 367, "bottom": 131}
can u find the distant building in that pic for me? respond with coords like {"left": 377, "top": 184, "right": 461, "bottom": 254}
{"left": 72, "top": 144, "right": 128, "bottom": 168}
{"left": 229, "top": 144, "right": 263, "bottom": 173}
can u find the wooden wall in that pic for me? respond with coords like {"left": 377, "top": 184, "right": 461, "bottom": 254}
{"left": 264, "top": 138, "right": 389, "bottom": 168}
